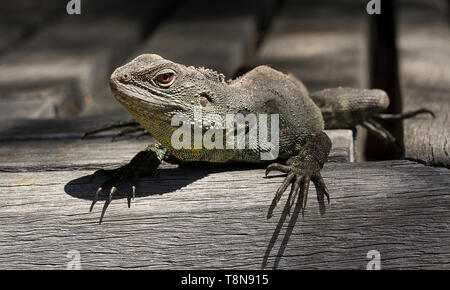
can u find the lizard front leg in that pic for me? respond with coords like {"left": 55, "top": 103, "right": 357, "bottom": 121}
{"left": 265, "top": 131, "right": 331, "bottom": 218}
{"left": 89, "top": 144, "right": 166, "bottom": 223}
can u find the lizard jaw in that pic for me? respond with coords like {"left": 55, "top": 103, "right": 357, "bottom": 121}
{"left": 111, "top": 77, "right": 186, "bottom": 113}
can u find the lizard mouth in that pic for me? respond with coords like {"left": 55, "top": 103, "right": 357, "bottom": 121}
{"left": 111, "top": 81, "right": 185, "bottom": 114}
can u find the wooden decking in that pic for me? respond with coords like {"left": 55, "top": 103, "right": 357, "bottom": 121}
{"left": 0, "top": 0, "right": 448, "bottom": 269}
{"left": 398, "top": 1, "right": 450, "bottom": 167}
{"left": 1, "top": 160, "right": 449, "bottom": 269}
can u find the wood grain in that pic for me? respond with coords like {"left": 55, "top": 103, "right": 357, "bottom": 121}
{"left": 0, "top": 160, "right": 448, "bottom": 269}
{"left": 134, "top": 0, "right": 272, "bottom": 77}
{"left": 0, "top": 129, "right": 353, "bottom": 172}
{"left": 250, "top": 0, "right": 369, "bottom": 91}
{"left": 0, "top": 0, "right": 60, "bottom": 53}
{"left": 0, "top": 0, "right": 174, "bottom": 119}
{"left": 0, "top": 115, "right": 131, "bottom": 141}
{"left": 398, "top": 0, "right": 450, "bottom": 167}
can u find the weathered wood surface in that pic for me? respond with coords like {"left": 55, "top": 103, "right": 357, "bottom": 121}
{"left": 398, "top": 0, "right": 450, "bottom": 167}
{"left": 0, "top": 115, "right": 131, "bottom": 141}
{"left": 0, "top": 138, "right": 151, "bottom": 172}
{"left": 0, "top": 1, "right": 173, "bottom": 119}
{"left": 0, "top": 16, "right": 141, "bottom": 117}
{"left": 0, "top": 84, "right": 81, "bottom": 120}
{"left": 0, "top": 129, "right": 353, "bottom": 172}
{"left": 0, "top": 0, "right": 60, "bottom": 53}
{"left": 135, "top": 0, "right": 272, "bottom": 77}
{"left": 0, "top": 160, "right": 448, "bottom": 269}
{"left": 324, "top": 130, "right": 354, "bottom": 163}
{"left": 250, "top": 0, "right": 369, "bottom": 91}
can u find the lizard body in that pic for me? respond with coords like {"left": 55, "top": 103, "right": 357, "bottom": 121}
{"left": 88, "top": 54, "right": 413, "bottom": 223}
{"left": 111, "top": 54, "right": 326, "bottom": 164}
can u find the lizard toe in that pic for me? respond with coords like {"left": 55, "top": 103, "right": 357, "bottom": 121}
{"left": 265, "top": 163, "right": 291, "bottom": 176}
{"left": 267, "top": 159, "right": 329, "bottom": 218}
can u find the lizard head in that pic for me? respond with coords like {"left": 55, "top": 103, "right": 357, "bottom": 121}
{"left": 110, "top": 54, "right": 228, "bottom": 124}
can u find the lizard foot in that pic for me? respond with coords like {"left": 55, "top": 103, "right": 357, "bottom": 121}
{"left": 88, "top": 149, "right": 161, "bottom": 223}
{"left": 89, "top": 165, "right": 139, "bottom": 223}
{"left": 265, "top": 160, "right": 330, "bottom": 219}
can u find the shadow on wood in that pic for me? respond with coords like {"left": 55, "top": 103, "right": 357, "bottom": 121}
{"left": 64, "top": 162, "right": 319, "bottom": 269}
{"left": 263, "top": 187, "right": 303, "bottom": 269}
{"left": 64, "top": 166, "right": 209, "bottom": 201}
{"left": 262, "top": 172, "right": 329, "bottom": 269}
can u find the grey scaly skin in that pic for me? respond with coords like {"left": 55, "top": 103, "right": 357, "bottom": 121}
{"left": 88, "top": 54, "right": 427, "bottom": 223}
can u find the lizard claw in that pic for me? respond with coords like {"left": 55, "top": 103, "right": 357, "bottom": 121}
{"left": 89, "top": 167, "right": 137, "bottom": 223}
{"left": 89, "top": 187, "right": 102, "bottom": 212}
{"left": 132, "top": 185, "right": 136, "bottom": 200}
{"left": 265, "top": 163, "right": 291, "bottom": 176}
{"left": 109, "top": 186, "right": 117, "bottom": 202}
{"left": 127, "top": 185, "right": 136, "bottom": 209}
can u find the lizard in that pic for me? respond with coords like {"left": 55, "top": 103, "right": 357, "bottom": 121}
{"left": 87, "top": 54, "right": 433, "bottom": 223}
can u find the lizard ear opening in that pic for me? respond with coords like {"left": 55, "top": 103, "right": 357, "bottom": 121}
{"left": 199, "top": 93, "right": 213, "bottom": 107}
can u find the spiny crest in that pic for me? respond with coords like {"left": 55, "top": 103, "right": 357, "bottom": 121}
{"left": 197, "top": 67, "right": 225, "bottom": 83}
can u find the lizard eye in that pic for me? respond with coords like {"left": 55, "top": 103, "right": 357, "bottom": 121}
{"left": 155, "top": 72, "right": 175, "bottom": 87}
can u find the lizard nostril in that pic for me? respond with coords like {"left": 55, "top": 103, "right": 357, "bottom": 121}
{"left": 122, "top": 73, "right": 131, "bottom": 82}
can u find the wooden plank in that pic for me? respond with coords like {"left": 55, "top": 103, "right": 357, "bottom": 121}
{"left": 134, "top": 0, "right": 274, "bottom": 77}
{"left": 0, "top": 16, "right": 141, "bottom": 97}
{"left": 0, "top": 84, "right": 83, "bottom": 120}
{"left": 0, "top": 115, "right": 131, "bottom": 141}
{"left": 250, "top": 0, "right": 369, "bottom": 92}
{"left": 0, "top": 129, "right": 352, "bottom": 172}
{"left": 0, "top": 160, "right": 448, "bottom": 269}
{"left": 398, "top": 0, "right": 450, "bottom": 167}
{"left": 0, "top": 0, "right": 60, "bottom": 25}
{"left": 0, "top": 137, "right": 153, "bottom": 172}
{"left": 0, "top": 0, "right": 60, "bottom": 53}
{"left": 326, "top": 130, "right": 354, "bottom": 163}
{"left": 0, "top": 27, "right": 25, "bottom": 54}
{"left": 0, "top": 7, "right": 153, "bottom": 119}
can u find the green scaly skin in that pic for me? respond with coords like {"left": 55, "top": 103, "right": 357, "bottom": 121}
{"left": 89, "top": 54, "right": 391, "bottom": 223}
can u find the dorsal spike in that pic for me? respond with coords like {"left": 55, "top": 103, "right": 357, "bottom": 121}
{"left": 197, "top": 67, "right": 225, "bottom": 83}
